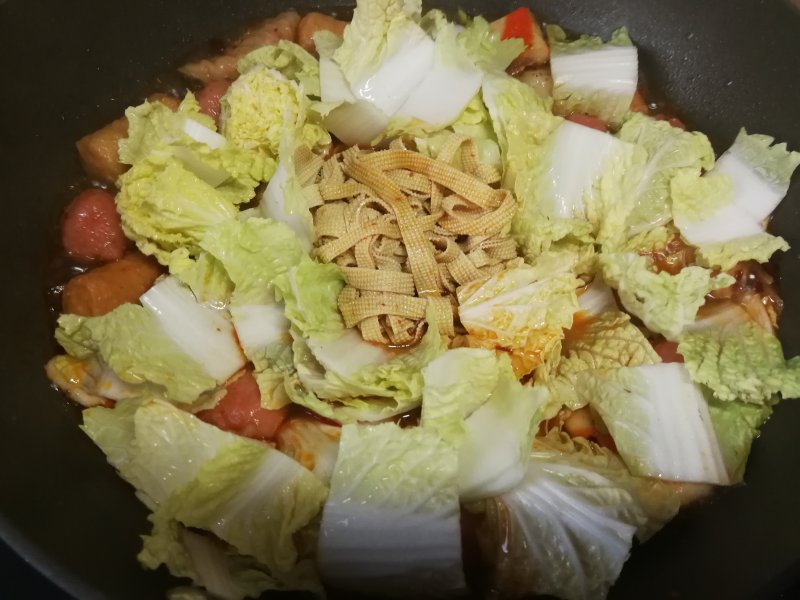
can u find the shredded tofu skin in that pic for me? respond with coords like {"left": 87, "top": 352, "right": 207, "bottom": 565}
{"left": 307, "top": 134, "right": 520, "bottom": 346}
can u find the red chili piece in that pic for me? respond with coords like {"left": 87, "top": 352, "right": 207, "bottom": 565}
{"left": 502, "top": 7, "right": 535, "bottom": 47}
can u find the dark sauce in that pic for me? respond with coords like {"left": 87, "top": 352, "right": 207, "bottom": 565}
{"left": 642, "top": 234, "right": 697, "bottom": 276}
{"left": 705, "top": 259, "right": 784, "bottom": 323}
{"left": 638, "top": 84, "right": 688, "bottom": 129}
{"left": 44, "top": 254, "right": 88, "bottom": 323}
{"left": 286, "top": 403, "right": 342, "bottom": 428}
{"left": 392, "top": 407, "right": 421, "bottom": 428}
{"left": 461, "top": 507, "right": 493, "bottom": 597}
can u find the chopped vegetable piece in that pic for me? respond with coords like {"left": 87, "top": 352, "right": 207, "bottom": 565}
{"left": 140, "top": 276, "right": 245, "bottom": 384}
{"left": 548, "top": 26, "right": 638, "bottom": 125}
{"left": 581, "top": 363, "right": 731, "bottom": 484}
{"left": 480, "top": 433, "right": 649, "bottom": 600}
{"left": 456, "top": 257, "right": 581, "bottom": 376}
{"left": 616, "top": 112, "right": 715, "bottom": 238}
{"left": 317, "top": 423, "right": 466, "bottom": 596}
{"left": 600, "top": 252, "right": 735, "bottom": 340}
{"left": 275, "top": 418, "right": 341, "bottom": 483}
{"left": 678, "top": 320, "right": 800, "bottom": 404}
{"left": 83, "top": 398, "right": 327, "bottom": 589}
{"left": 421, "top": 349, "right": 556, "bottom": 500}
{"left": 56, "top": 304, "right": 219, "bottom": 405}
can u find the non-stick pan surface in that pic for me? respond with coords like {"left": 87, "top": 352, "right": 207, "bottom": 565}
{"left": 1, "top": 1, "right": 799, "bottom": 598}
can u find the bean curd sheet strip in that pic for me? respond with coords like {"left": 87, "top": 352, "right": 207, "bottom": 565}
{"left": 312, "top": 134, "right": 519, "bottom": 346}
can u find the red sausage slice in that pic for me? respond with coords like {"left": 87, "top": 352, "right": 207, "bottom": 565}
{"left": 197, "top": 370, "right": 289, "bottom": 442}
{"left": 196, "top": 80, "right": 232, "bottom": 125}
{"left": 61, "top": 189, "right": 127, "bottom": 263}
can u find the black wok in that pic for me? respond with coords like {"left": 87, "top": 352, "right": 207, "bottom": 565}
{"left": 1, "top": 1, "right": 799, "bottom": 598}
